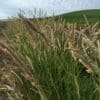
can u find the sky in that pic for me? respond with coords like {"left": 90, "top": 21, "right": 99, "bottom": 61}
{"left": 0, "top": 0, "right": 100, "bottom": 19}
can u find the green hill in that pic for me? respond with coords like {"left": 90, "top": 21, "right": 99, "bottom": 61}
{"left": 0, "top": 9, "right": 100, "bottom": 30}
{"left": 58, "top": 9, "right": 100, "bottom": 24}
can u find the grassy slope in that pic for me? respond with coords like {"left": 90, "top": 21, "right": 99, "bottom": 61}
{"left": 58, "top": 9, "right": 100, "bottom": 24}
{"left": 0, "top": 9, "right": 100, "bottom": 30}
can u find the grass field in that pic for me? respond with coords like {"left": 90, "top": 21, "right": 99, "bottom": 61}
{"left": 60, "top": 9, "right": 100, "bottom": 24}
{"left": 0, "top": 9, "right": 100, "bottom": 29}
{"left": 0, "top": 9, "right": 100, "bottom": 100}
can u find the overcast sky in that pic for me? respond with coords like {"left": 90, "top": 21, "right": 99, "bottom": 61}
{"left": 0, "top": 0, "right": 100, "bottom": 19}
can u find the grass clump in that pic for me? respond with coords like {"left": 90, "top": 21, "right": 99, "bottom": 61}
{"left": 0, "top": 14, "right": 100, "bottom": 100}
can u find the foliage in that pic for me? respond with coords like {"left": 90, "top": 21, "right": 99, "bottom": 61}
{"left": 0, "top": 13, "right": 100, "bottom": 100}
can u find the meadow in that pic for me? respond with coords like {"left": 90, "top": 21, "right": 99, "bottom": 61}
{"left": 0, "top": 9, "right": 100, "bottom": 100}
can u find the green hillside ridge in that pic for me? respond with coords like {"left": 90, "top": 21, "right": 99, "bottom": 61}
{"left": 0, "top": 9, "right": 100, "bottom": 29}
{"left": 59, "top": 9, "right": 100, "bottom": 24}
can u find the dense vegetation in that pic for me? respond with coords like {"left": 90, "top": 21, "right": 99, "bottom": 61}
{"left": 0, "top": 10, "right": 100, "bottom": 100}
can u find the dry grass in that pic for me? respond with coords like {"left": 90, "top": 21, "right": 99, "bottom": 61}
{"left": 0, "top": 14, "right": 100, "bottom": 100}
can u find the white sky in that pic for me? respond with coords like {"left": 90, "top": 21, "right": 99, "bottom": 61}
{"left": 0, "top": 0, "right": 100, "bottom": 19}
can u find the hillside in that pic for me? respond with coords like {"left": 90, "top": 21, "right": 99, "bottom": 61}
{"left": 59, "top": 9, "right": 100, "bottom": 24}
{"left": 0, "top": 9, "right": 100, "bottom": 30}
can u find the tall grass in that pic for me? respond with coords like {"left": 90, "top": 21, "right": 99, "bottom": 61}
{"left": 0, "top": 14, "right": 100, "bottom": 100}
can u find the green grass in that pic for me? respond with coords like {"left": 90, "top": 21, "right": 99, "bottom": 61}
{"left": 56, "top": 9, "right": 100, "bottom": 24}
{"left": 0, "top": 11, "right": 100, "bottom": 100}
{"left": 0, "top": 9, "right": 100, "bottom": 30}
